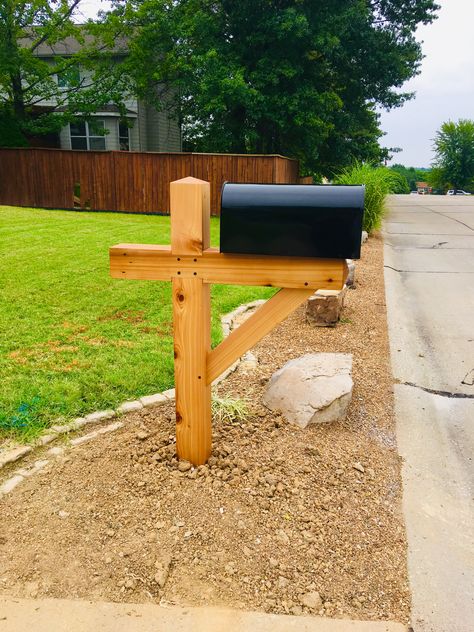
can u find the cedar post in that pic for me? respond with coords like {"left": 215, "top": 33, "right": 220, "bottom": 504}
{"left": 170, "top": 178, "right": 212, "bottom": 465}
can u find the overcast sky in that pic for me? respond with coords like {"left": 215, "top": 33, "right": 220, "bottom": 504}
{"left": 79, "top": 0, "right": 473, "bottom": 168}
{"left": 380, "top": 0, "right": 474, "bottom": 167}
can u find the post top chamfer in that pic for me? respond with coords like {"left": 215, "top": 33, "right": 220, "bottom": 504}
{"left": 171, "top": 176, "right": 208, "bottom": 186}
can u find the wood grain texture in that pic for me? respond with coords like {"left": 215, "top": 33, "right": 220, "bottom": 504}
{"left": 206, "top": 288, "right": 313, "bottom": 384}
{"left": 170, "top": 177, "right": 210, "bottom": 256}
{"left": 110, "top": 244, "right": 348, "bottom": 291}
{"left": 173, "top": 277, "right": 212, "bottom": 465}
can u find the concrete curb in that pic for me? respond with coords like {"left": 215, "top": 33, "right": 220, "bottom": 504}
{"left": 0, "top": 597, "right": 407, "bottom": 632}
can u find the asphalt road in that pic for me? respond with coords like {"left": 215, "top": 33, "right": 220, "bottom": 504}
{"left": 384, "top": 195, "right": 474, "bottom": 632}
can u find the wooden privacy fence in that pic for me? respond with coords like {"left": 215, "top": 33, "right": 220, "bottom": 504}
{"left": 0, "top": 148, "right": 300, "bottom": 215}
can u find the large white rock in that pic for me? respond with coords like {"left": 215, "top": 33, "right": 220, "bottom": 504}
{"left": 263, "top": 353, "right": 353, "bottom": 428}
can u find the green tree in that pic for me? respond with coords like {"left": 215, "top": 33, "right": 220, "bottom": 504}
{"left": 432, "top": 119, "right": 474, "bottom": 190}
{"left": 390, "top": 164, "right": 431, "bottom": 191}
{"left": 0, "top": 0, "right": 127, "bottom": 146}
{"left": 118, "top": 0, "right": 439, "bottom": 174}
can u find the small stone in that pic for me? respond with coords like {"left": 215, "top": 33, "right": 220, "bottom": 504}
{"left": 306, "top": 288, "right": 347, "bottom": 327}
{"left": 353, "top": 462, "right": 365, "bottom": 473}
{"left": 243, "top": 546, "right": 252, "bottom": 557}
{"left": 107, "top": 529, "right": 115, "bottom": 537}
{"left": 68, "top": 418, "right": 88, "bottom": 431}
{"left": 224, "top": 563, "right": 236, "bottom": 575}
{"left": 278, "top": 576, "right": 289, "bottom": 589}
{"left": 0, "top": 474, "right": 24, "bottom": 495}
{"left": 156, "top": 521, "right": 166, "bottom": 530}
{"left": 300, "top": 591, "right": 323, "bottom": 610}
{"left": 184, "top": 530, "right": 193, "bottom": 539}
{"left": 269, "top": 557, "right": 279, "bottom": 567}
{"left": 58, "top": 510, "right": 70, "bottom": 519}
{"left": 125, "top": 578, "right": 136, "bottom": 589}
{"left": 276, "top": 529, "right": 290, "bottom": 544}
{"left": 361, "top": 230, "right": 368, "bottom": 243}
{"left": 178, "top": 461, "right": 192, "bottom": 472}
{"left": 84, "top": 410, "right": 116, "bottom": 424}
{"left": 0, "top": 446, "right": 32, "bottom": 468}
{"left": 47, "top": 447, "right": 65, "bottom": 456}
{"left": 154, "top": 555, "right": 172, "bottom": 588}
{"left": 36, "top": 434, "right": 56, "bottom": 447}
{"left": 117, "top": 400, "right": 143, "bottom": 414}
{"left": 291, "top": 605, "right": 303, "bottom": 616}
{"left": 140, "top": 393, "right": 168, "bottom": 408}
{"left": 105, "top": 557, "right": 113, "bottom": 564}
{"left": 136, "top": 431, "right": 149, "bottom": 441}
{"left": 345, "top": 259, "right": 356, "bottom": 287}
{"left": 265, "top": 473, "right": 277, "bottom": 486}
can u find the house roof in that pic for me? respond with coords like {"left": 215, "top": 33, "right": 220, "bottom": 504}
{"left": 20, "top": 28, "right": 128, "bottom": 57}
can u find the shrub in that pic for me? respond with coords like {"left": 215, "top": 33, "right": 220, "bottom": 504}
{"left": 335, "top": 163, "right": 401, "bottom": 233}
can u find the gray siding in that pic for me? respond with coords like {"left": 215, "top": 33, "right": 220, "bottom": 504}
{"left": 144, "top": 105, "right": 181, "bottom": 152}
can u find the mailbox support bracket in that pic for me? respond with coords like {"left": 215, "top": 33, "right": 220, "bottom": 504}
{"left": 110, "top": 177, "right": 347, "bottom": 466}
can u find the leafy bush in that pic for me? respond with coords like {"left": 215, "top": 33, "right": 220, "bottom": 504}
{"left": 335, "top": 163, "right": 402, "bottom": 233}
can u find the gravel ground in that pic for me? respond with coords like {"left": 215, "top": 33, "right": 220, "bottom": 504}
{"left": 0, "top": 234, "right": 410, "bottom": 623}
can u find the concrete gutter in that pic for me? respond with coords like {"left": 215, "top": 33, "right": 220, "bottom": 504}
{"left": 384, "top": 195, "right": 474, "bottom": 631}
{"left": 0, "top": 597, "right": 406, "bottom": 632}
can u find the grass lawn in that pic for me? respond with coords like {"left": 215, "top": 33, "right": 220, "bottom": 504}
{"left": 0, "top": 205, "right": 273, "bottom": 441}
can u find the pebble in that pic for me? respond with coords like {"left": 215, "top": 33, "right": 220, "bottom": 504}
{"left": 178, "top": 461, "right": 192, "bottom": 472}
{"left": 300, "top": 590, "right": 323, "bottom": 610}
{"left": 277, "top": 576, "right": 289, "bottom": 589}
{"left": 353, "top": 462, "right": 365, "bottom": 473}
{"left": 136, "top": 431, "right": 149, "bottom": 441}
{"left": 276, "top": 529, "right": 290, "bottom": 544}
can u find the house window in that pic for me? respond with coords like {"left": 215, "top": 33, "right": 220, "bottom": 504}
{"left": 119, "top": 121, "right": 130, "bottom": 151}
{"left": 70, "top": 120, "right": 106, "bottom": 151}
{"left": 57, "top": 64, "right": 80, "bottom": 88}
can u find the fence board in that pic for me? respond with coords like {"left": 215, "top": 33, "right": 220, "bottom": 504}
{"left": 0, "top": 148, "right": 300, "bottom": 215}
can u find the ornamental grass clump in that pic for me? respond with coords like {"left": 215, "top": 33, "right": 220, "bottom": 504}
{"left": 211, "top": 396, "right": 249, "bottom": 424}
{"left": 335, "top": 163, "right": 402, "bottom": 233}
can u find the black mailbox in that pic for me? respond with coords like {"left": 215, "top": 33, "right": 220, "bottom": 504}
{"left": 220, "top": 183, "right": 365, "bottom": 259}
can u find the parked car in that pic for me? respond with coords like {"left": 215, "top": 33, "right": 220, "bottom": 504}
{"left": 447, "top": 189, "right": 472, "bottom": 195}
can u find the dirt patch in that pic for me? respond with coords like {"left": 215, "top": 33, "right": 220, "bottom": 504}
{"left": 0, "top": 234, "right": 410, "bottom": 622}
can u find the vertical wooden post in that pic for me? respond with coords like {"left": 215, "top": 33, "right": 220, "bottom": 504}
{"left": 170, "top": 178, "right": 212, "bottom": 465}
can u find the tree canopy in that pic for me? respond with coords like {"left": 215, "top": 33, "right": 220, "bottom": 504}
{"left": 432, "top": 119, "right": 474, "bottom": 191}
{"left": 117, "top": 0, "right": 439, "bottom": 174}
{"left": 0, "top": 0, "right": 127, "bottom": 146}
{"left": 390, "top": 164, "right": 431, "bottom": 191}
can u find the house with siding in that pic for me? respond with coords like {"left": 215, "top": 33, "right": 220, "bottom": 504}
{"left": 28, "top": 35, "right": 181, "bottom": 153}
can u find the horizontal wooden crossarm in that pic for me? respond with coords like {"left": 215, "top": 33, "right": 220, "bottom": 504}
{"left": 110, "top": 244, "right": 348, "bottom": 291}
{"left": 206, "top": 287, "right": 313, "bottom": 384}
